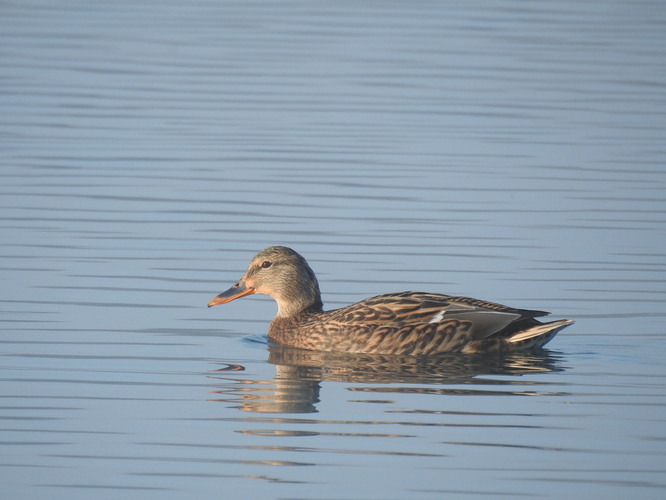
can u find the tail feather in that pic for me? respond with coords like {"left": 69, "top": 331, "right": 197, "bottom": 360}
{"left": 507, "top": 319, "right": 574, "bottom": 349}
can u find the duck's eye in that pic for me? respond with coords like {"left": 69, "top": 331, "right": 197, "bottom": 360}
{"left": 260, "top": 260, "right": 272, "bottom": 269}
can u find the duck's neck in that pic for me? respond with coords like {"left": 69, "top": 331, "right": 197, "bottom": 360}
{"left": 275, "top": 295, "right": 324, "bottom": 319}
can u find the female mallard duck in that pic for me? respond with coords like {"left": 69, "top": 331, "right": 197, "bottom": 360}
{"left": 208, "top": 246, "right": 573, "bottom": 355}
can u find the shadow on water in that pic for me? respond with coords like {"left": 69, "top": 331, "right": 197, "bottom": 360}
{"left": 208, "top": 345, "right": 568, "bottom": 413}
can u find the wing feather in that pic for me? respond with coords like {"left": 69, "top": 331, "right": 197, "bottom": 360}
{"left": 322, "top": 291, "right": 548, "bottom": 342}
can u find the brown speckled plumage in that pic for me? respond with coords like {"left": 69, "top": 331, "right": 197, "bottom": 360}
{"left": 208, "top": 246, "right": 573, "bottom": 355}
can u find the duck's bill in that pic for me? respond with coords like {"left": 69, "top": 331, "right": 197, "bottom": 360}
{"left": 207, "top": 282, "right": 255, "bottom": 307}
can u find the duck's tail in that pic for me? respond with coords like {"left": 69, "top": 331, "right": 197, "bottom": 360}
{"left": 507, "top": 319, "right": 574, "bottom": 349}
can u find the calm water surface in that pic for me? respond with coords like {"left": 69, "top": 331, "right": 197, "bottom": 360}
{"left": 2, "top": 1, "right": 666, "bottom": 499}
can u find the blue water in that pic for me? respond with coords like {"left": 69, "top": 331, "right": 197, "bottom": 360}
{"left": 2, "top": 1, "right": 666, "bottom": 499}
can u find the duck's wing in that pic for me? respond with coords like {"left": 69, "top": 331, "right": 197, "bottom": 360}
{"left": 325, "top": 291, "right": 549, "bottom": 341}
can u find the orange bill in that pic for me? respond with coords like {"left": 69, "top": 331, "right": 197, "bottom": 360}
{"left": 207, "top": 281, "right": 255, "bottom": 307}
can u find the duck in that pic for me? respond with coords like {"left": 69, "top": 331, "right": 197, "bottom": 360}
{"left": 207, "top": 246, "right": 573, "bottom": 355}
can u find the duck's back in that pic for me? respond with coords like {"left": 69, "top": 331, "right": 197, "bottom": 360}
{"left": 268, "top": 291, "right": 569, "bottom": 355}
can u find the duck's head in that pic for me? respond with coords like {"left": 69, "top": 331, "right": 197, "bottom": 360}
{"left": 207, "top": 246, "right": 323, "bottom": 317}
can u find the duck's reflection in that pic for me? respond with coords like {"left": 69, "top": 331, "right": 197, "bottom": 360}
{"left": 208, "top": 345, "right": 566, "bottom": 414}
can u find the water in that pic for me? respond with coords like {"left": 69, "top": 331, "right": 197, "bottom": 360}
{"left": 2, "top": 1, "right": 666, "bottom": 498}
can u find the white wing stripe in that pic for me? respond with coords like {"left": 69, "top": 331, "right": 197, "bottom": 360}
{"left": 428, "top": 309, "right": 447, "bottom": 324}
